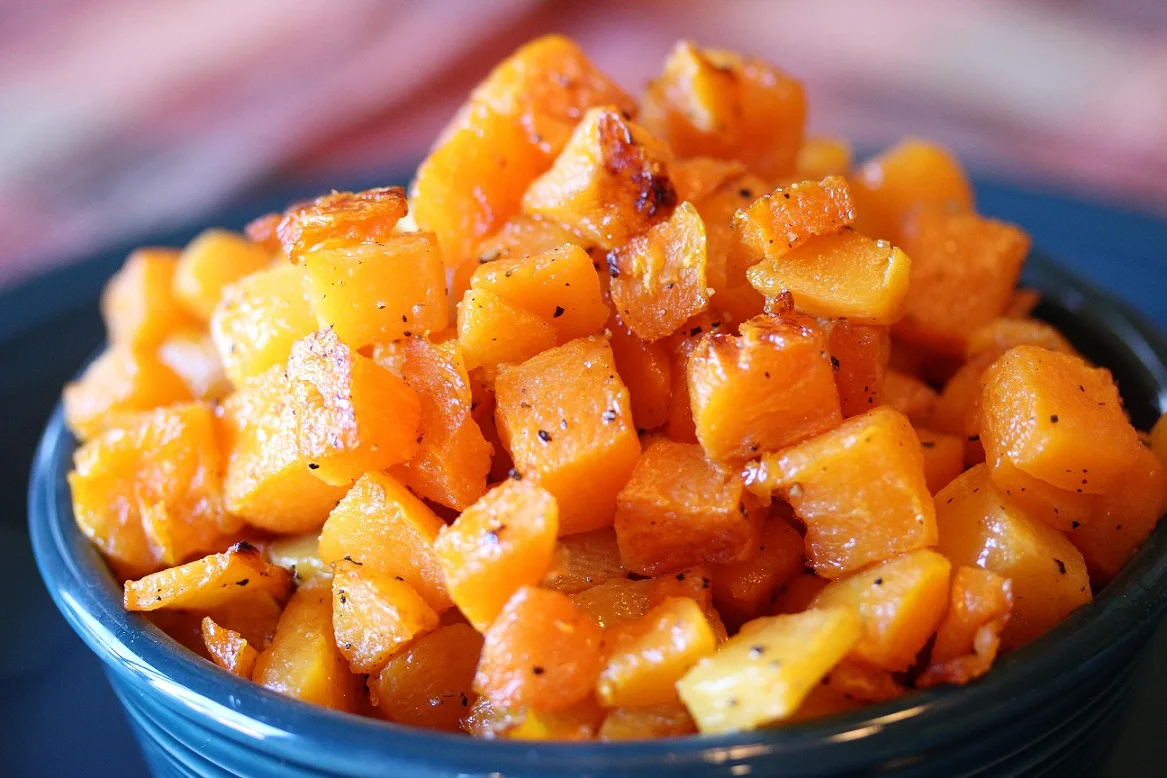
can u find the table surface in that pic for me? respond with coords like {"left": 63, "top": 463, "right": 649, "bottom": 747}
{"left": 2, "top": 174, "right": 1165, "bottom": 778}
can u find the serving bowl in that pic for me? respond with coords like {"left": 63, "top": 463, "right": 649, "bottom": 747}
{"left": 29, "top": 252, "right": 1167, "bottom": 778}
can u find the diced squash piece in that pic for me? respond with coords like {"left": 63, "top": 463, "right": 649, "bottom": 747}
{"left": 253, "top": 578, "right": 360, "bottom": 712}
{"left": 966, "top": 318, "right": 1076, "bottom": 361}
{"left": 436, "top": 479, "right": 558, "bottom": 631}
{"left": 786, "top": 685, "right": 864, "bottom": 723}
{"left": 1068, "top": 443, "right": 1167, "bottom": 584}
{"left": 894, "top": 208, "right": 1030, "bottom": 356}
{"left": 174, "top": 229, "right": 272, "bottom": 319}
{"left": 746, "top": 406, "right": 936, "bottom": 577}
{"left": 276, "top": 186, "right": 408, "bottom": 262}
{"left": 934, "top": 465, "right": 1091, "bottom": 649}
{"left": 987, "top": 455, "right": 1095, "bottom": 531}
{"left": 157, "top": 329, "right": 231, "bottom": 401}
{"left": 542, "top": 528, "right": 626, "bottom": 594}
{"left": 608, "top": 312, "right": 672, "bottom": 431}
{"left": 571, "top": 578, "right": 654, "bottom": 629}
{"left": 285, "top": 328, "right": 421, "bottom": 485}
{"left": 210, "top": 263, "right": 318, "bottom": 385}
{"left": 796, "top": 137, "right": 852, "bottom": 180}
{"left": 850, "top": 140, "right": 974, "bottom": 244}
{"left": 690, "top": 170, "right": 767, "bottom": 291}
{"left": 640, "top": 41, "right": 805, "bottom": 179}
{"left": 821, "top": 319, "right": 889, "bottom": 417}
{"left": 710, "top": 516, "right": 804, "bottom": 627}
{"left": 473, "top": 214, "right": 587, "bottom": 265}
{"left": 69, "top": 403, "right": 240, "bottom": 573}
{"left": 457, "top": 288, "right": 558, "bottom": 374}
{"left": 474, "top": 586, "right": 604, "bottom": 712}
{"left": 688, "top": 313, "right": 842, "bottom": 461}
{"left": 677, "top": 607, "right": 860, "bottom": 733}
{"left": 470, "top": 244, "right": 608, "bottom": 343}
{"left": 930, "top": 353, "right": 996, "bottom": 439}
{"left": 648, "top": 564, "right": 714, "bottom": 612}
{"left": 917, "top": 428, "right": 965, "bottom": 494}
{"left": 769, "top": 571, "right": 829, "bottom": 616}
{"left": 664, "top": 315, "right": 730, "bottom": 443}
{"left": 124, "top": 541, "right": 294, "bottom": 612}
{"left": 811, "top": 549, "right": 951, "bottom": 671}
{"left": 615, "top": 440, "right": 759, "bottom": 575}
{"left": 917, "top": 567, "right": 1013, "bottom": 687}
{"left": 63, "top": 346, "right": 191, "bottom": 440}
{"left": 609, "top": 201, "right": 710, "bottom": 342}
{"left": 820, "top": 660, "right": 905, "bottom": 703}
{"left": 102, "top": 248, "right": 197, "bottom": 347}
{"left": 495, "top": 336, "right": 641, "bottom": 535}
{"left": 522, "top": 107, "right": 677, "bottom": 250}
{"left": 301, "top": 233, "right": 448, "bottom": 349}
{"left": 980, "top": 346, "right": 1140, "bottom": 493}
{"left": 204, "top": 591, "right": 284, "bottom": 651}
{"left": 599, "top": 705, "right": 696, "bottom": 740}
{"left": 596, "top": 597, "right": 717, "bottom": 707}
{"left": 318, "top": 471, "right": 452, "bottom": 611}
{"left": 264, "top": 533, "right": 329, "bottom": 583}
{"left": 464, "top": 697, "right": 604, "bottom": 741}
{"left": 201, "top": 617, "right": 259, "bottom": 679}
{"left": 881, "top": 369, "right": 938, "bottom": 427}
{"left": 370, "top": 623, "right": 484, "bottom": 731}
{"left": 671, "top": 157, "right": 747, "bottom": 204}
{"left": 331, "top": 559, "right": 440, "bottom": 674}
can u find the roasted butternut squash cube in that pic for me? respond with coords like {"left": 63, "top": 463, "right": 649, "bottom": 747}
{"left": 436, "top": 479, "right": 559, "bottom": 631}
{"left": 615, "top": 440, "right": 760, "bottom": 575}
{"left": 894, "top": 208, "right": 1030, "bottom": 356}
{"left": 796, "top": 137, "right": 852, "bottom": 180}
{"left": 522, "top": 107, "right": 677, "bottom": 250}
{"left": 981, "top": 346, "right": 1141, "bottom": 495}
{"left": 640, "top": 41, "right": 805, "bottom": 179}
{"left": 689, "top": 169, "right": 767, "bottom": 292}
{"left": 677, "top": 607, "right": 860, "bottom": 733}
{"left": 609, "top": 201, "right": 710, "bottom": 342}
{"left": 850, "top": 140, "right": 974, "bottom": 244}
{"left": 542, "top": 528, "right": 626, "bottom": 594}
{"left": 917, "top": 428, "right": 965, "bottom": 494}
{"left": 210, "top": 263, "right": 318, "bottom": 385}
{"left": 648, "top": 564, "right": 714, "bottom": 612}
{"left": 102, "top": 248, "right": 197, "bottom": 347}
{"left": 881, "top": 368, "right": 938, "bottom": 427}
{"left": 318, "top": 471, "right": 452, "bottom": 612}
{"left": 987, "top": 455, "right": 1095, "bottom": 531}
{"left": 571, "top": 578, "right": 654, "bottom": 629}
{"left": 473, "top": 214, "right": 587, "bottom": 265}
{"left": 201, "top": 617, "right": 259, "bottom": 679}
{"left": 174, "top": 229, "right": 272, "bottom": 320}
{"left": 470, "top": 244, "right": 608, "bottom": 343}
{"left": 63, "top": 345, "right": 192, "bottom": 440}
{"left": 495, "top": 336, "right": 641, "bottom": 535}
{"left": 811, "top": 549, "right": 951, "bottom": 671}
{"left": 474, "top": 586, "right": 604, "bottom": 712}
{"left": 688, "top": 313, "right": 842, "bottom": 461}
{"left": 124, "top": 541, "right": 294, "bottom": 612}
{"left": 331, "top": 559, "right": 440, "bottom": 674}
{"left": 254, "top": 578, "right": 360, "bottom": 712}
{"left": 203, "top": 590, "right": 285, "bottom": 651}
{"left": 930, "top": 353, "right": 996, "bottom": 439}
{"left": 746, "top": 406, "right": 937, "bottom": 578}
{"left": 596, "top": 597, "right": 717, "bottom": 707}
{"left": 786, "top": 685, "right": 864, "bottom": 723}
{"left": 820, "top": 319, "right": 889, "bottom": 417}
{"left": 769, "top": 571, "right": 829, "bottom": 616}
{"left": 672, "top": 157, "right": 747, "bottom": 204}
{"left": 934, "top": 465, "right": 1091, "bottom": 649}
{"left": 276, "top": 186, "right": 408, "bottom": 262}
{"left": 599, "top": 705, "right": 696, "bottom": 740}
{"left": 966, "top": 318, "right": 1076, "bottom": 361}
{"left": 457, "top": 288, "right": 558, "bottom": 375}
{"left": 370, "top": 623, "right": 484, "bottom": 731}
{"left": 285, "top": 328, "right": 421, "bottom": 485}
{"left": 710, "top": 516, "right": 805, "bottom": 627}
{"left": 664, "top": 314, "right": 730, "bottom": 444}
{"left": 157, "top": 329, "right": 231, "bottom": 401}
{"left": 917, "top": 567, "right": 1013, "bottom": 687}
{"left": 820, "top": 660, "right": 905, "bottom": 703}
{"left": 264, "top": 532, "right": 330, "bottom": 583}
{"left": 464, "top": 697, "right": 605, "bottom": 741}
{"left": 70, "top": 403, "right": 240, "bottom": 573}
{"left": 608, "top": 311, "right": 672, "bottom": 431}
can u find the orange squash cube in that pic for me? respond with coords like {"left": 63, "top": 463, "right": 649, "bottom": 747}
{"left": 436, "top": 479, "right": 559, "bottom": 631}
{"left": 201, "top": 617, "right": 259, "bottom": 679}
{"left": 264, "top": 532, "right": 330, "bottom": 584}
{"left": 796, "top": 137, "right": 852, "bottom": 180}
{"left": 672, "top": 157, "right": 748, "bottom": 204}
{"left": 124, "top": 541, "right": 294, "bottom": 612}
{"left": 522, "top": 107, "right": 677, "bottom": 250}
{"left": 596, "top": 597, "right": 717, "bottom": 707}
{"left": 930, "top": 353, "right": 996, "bottom": 440}
{"left": 541, "top": 528, "right": 627, "bottom": 594}
{"left": 917, "top": 428, "right": 965, "bottom": 494}
{"left": 276, "top": 186, "right": 409, "bottom": 262}
{"left": 980, "top": 346, "right": 1141, "bottom": 494}
{"left": 457, "top": 288, "right": 558, "bottom": 375}
{"left": 689, "top": 169, "right": 767, "bottom": 292}
{"left": 599, "top": 705, "right": 696, "bottom": 740}
{"left": 769, "top": 571, "right": 829, "bottom": 616}
{"left": 820, "top": 319, "right": 889, "bottom": 417}
{"left": 465, "top": 696, "right": 605, "bottom": 741}
{"left": 710, "top": 516, "right": 805, "bottom": 627}
{"left": 640, "top": 41, "right": 805, "bottom": 179}
{"left": 607, "top": 311, "right": 672, "bottom": 431}
{"left": 157, "top": 329, "right": 232, "bottom": 402}
{"left": 786, "top": 685, "right": 864, "bottom": 723}
{"left": 881, "top": 368, "right": 938, "bottom": 427}
{"left": 917, "top": 567, "right": 1013, "bottom": 687}
{"left": 965, "top": 317, "right": 1076, "bottom": 361}
{"left": 331, "top": 559, "right": 440, "bottom": 674}
{"left": 474, "top": 586, "right": 604, "bottom": 712}
{"left": 663, "top": 315, "right": 730, "bottom": 444}
{"left": 987, "top": 455, "right": 1095, "bottom": 531}
{"left": 370, "top": 623, "right": 484, "bottom": 731}
{"left": 811, "top": 549, "right": 951, "bottom": 671}
{"left": 934, "top": 465, "right": 1091, "bottom": 649}
{"left": 571, "top": 578, "right": 654, "bottom": 630}
{"left": 820, "top": 660, "right": 905, "bottom": 703}
{"left": 318, "top": 471, "right": 452, "bottom": 612}
{"left": 473, "top": 214, "right": 587, "bottom": 265}
{"left": 102, "top": 248, "right": 198, "bottom": 348}
{"left": 174, "top": 229, "right": 272, "bottom": 320}
{"left": 746, "top": 406, "right": 936, "bottom": 577}
{"left": 63, "top": 345, "right": 191, "bottom": 440}
{"left": 609, "top": 201, "right": 710, "bottom": 342}
{"left": 688, "top": 313, "right": 842, "bottom": 462}
{"left": 253, "top": 578, "right": 360, "bottom": 712}
{"left": 495, "top": 336, "right": 641, "bottom": 535}
{"left": 648, "top": 564, "right": 715, "bottom": 613}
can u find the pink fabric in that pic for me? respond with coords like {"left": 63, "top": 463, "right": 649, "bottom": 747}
{"left": 1, "top": 0, "right": 1165, "bottom": 289}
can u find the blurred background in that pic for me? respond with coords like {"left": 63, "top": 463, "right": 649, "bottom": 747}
{"left": 1, "top": 0, "right": 1166, "bottom": 291}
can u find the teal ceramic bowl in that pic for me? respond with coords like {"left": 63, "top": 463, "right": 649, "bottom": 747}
{"left": 30, "top": 254, "right": 1167, "bottom": 777}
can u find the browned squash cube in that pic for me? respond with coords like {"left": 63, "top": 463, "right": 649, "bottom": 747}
{"left": 457, "top": 288, "right": 558, "bottom": 375}
{"left": 541, "top": 528, "right": 627, "bottom": 594}
{"left": 820, "top": 319, "right": 889, "bottom": 417}
{"left": 370, "top": 623, "right": 484, "bottom": 731}
{"left": 102, "top": 248, "right": 198, "bottom": 348}
{"left": 331, "top": 559, "right": 440, "bottom": 674}
{"left": 276, "top": 186, "right": 409, "bottom": 262}
{"left": 124, "top": 541, "right": 294, "bottom": 612}
{"left": 917, "top": 567, "right": 1013, "bottom": 687}
{"left": 174, "top": 229, "right": 272, "bottom": 320}
{"left": 710, "top": 516, "right": 805, "bottom": 627}
{"left": 201, "top": 617, "right": 259, "bottom": 679}
{"left": 63, "top": 345, "right": 191, "bottom": 441}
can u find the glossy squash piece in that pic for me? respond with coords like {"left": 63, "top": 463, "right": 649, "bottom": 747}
{"left": 609, "top": 201, "right": 710, "bottom": 342}
{"left": 331, "top": 560, "right": 440, "bottom": 675}
{"left": 987, "top": 455, "right": 1095, "bottom": 532}
{"left": 276, "top": 186, "right": 408, "bottom": 262}
{"left": 264, "top": 533, "right": 330, "bottom": 584}
{"left": 102, "top": 248, "right": 198, "bottom": 348}
{"left": 934, "top": 465, "right": 1091, "bottom": 649}
{"left": 541, "top": 528, "right": 626, "bottom": 595}
{"left": 463, "top": 697, "right": 605, "bottom": 741}
{"left": 472, "top": 214, "right": 588, "bottom": 265}
{"left": 664, "top": 313, "right": 729, "bottom": 444}
{"left": 607, "top": 311, "right": 672, "bottom": 431}
{"left": 598, "top": 705, "right": 696, "bottom": 740}
{"left": 688, "top": 168, "right": 767, "bottom": 293}
{"left": 795, "top": 137, "right": 852, "bottom": 180}
{"left": 820, "top": 319, "right": 889, "bottom": 417}
{"left": 710, "top": 516, "right": 805, "bottom": 628}
{"left": 63, "top": 345, "right": 191, "bottom": 441}
{"left": 640, "top": 41, "right": 805, "bottom": 179}
{"left": 157, "top": 329, "right": 232, "bottom": 402}
{"left": 435, "top": 479, "right": 559, "bottom": 631}
{"left": 917, "top": 567, "right": 1013, "bottom": 687}
{"left": 370, "top": 623, "right": 483, "bottom": 731}
{"left": 820, "top": 660, "right": 905, "bottom": 704}
{"left": 495, "top": 336, "right": 641, "bottom": 535}
{"left": 671, "top": 157, "right": 747, "bottom": 205}
{"left": 457, "top": 288, "right": 558, "bottom": 375}
{"left": 917, "top": 428, "right": 965, "bottom": 494}
{"left": 746, "top": 406, "right": 936, "bottom": 578}
{"left": 614, "top": 440, "right": 760, "bottom": 575}
{"left": 930, "top": 353, "right": 996, "bottom": 439}
{"left": 201, "top": 617, "right": 259, "bottom": 679}
{"left": 174, "top": 229, "right": 272, "bottom": 320}
{"left": 317, "top": 471, "right": 452, "bottom": 612}
{"left": 522, "top": 107, "right": 678, "bottom": 250}
{"left": 769, "top": 571, "right": 829, "bottom": 616}
{"left": 688, "top": 313, "right": 842, "bottom": 462}
{"left": 965, "top": 318, "right": 1076, "bottom": 361}
{"left": 677, "top": 607, "right": 861, "bottom": 734}
{"left": 474, "top": 586, "right": 604, "bottom": 712}
{"left": 571, "top": 578, "right": 654, "bottom": 629}
{"left": 648, "top": 564, "right": 715, "bottom": 612}
{"left": 124, "top": 541, "right": 294, "bottom": 612}
{"left": 881, "top": 368, "right": 939, "bottom": 427}
{"left": 810, "top": 549, "right": 951, "bottom": 671}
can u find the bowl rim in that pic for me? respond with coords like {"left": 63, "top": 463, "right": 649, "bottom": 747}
{"left": 28, "top": 253, "right": 1167, "bottom": 775}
